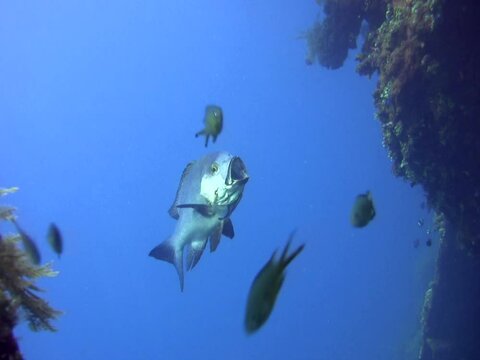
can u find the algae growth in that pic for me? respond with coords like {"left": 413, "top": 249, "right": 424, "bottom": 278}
{"left": 0, "top": 187, "right": 61, "bottom": 359}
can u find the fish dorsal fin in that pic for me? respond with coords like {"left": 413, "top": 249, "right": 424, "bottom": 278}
{"left": 168, "top": 162, "right": 194, "bottom": 219}
{"left": 222, "top": 218, "right": 234, "bottom": 239}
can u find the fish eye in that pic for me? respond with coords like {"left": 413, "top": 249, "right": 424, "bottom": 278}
{"left": 211, "top": 163, "right": 219, "bottom": 174}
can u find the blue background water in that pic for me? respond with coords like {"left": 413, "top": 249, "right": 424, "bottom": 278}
{"left": 1, "top": 1, "right": 437, "bottom": 359}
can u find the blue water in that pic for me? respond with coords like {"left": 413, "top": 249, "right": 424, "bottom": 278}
{"left": 1, "top": 1, "right": 437, "bottom": 359}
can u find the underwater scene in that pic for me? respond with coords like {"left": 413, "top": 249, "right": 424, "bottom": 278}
{"left": 1, "top": 1, "right": 479, "bottom": 359}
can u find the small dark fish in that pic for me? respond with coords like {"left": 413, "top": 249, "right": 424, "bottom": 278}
{"left": 350, "top": 191, "right": 376, "bottom": 228}
{"left": 426, "top": 238, "right": 432, "bottom": 247}
{"left": 244, "top": 231, "right": 304, "bottom": 334}
{"left": 417, "top": 218, "right": 424, "bottom": 227}
{"left": 195, "top": 105, "right": 223, "bottom": 147}
{"left": 47, "top": 223, "right": 63, "bottom": 257}
{"left": 413, "top": 238, "right": 420, "bottom": 248}
{"left": 11, "top": 220, "right": 41, "bottom": 265}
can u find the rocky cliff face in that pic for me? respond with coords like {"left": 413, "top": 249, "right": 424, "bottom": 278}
{"left": 306, "top": 1, "right": 480, "bottom": 358}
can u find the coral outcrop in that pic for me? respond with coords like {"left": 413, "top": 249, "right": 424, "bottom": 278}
{"left": 0, "top": 187, "right": 61, "bottom": 359}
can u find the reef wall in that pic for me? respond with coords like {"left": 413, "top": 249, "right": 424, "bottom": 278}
{"left": 305, "top": 0, "right": 480, "bottom": 359}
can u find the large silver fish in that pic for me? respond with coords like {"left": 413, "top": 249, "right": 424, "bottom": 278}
{"left": 149, "top": 151, "right": 249, "bottom": 291}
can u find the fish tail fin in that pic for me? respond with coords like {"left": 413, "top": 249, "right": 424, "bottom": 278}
{"left": 282, "top": 243, "right": 305, "bottom": 269}
{"left": 149, "top": 239, "right": 185, "bottom": 291}
{"left": 280, "top": 228, "right": 297, "bottom": 261}
{"left": 280, "top": 229, "right": 305, "bottom": 270}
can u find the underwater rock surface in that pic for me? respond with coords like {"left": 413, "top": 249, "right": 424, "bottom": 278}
{"left": 419, "top": 219, "right": 480, "bottom": 359}
{"left": 307, "top": 0, "right": 480, "bottom": 358}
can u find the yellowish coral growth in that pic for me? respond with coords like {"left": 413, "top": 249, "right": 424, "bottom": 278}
{"left": 1, "top": 186, "right": 62, "bottom": 332}
{"left": 0, "top": 235, "right": 62, "bottom": 332}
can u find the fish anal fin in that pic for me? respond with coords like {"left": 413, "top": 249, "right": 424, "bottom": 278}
{"left": 210, "top": 225, "right": 222, "bottom": 252}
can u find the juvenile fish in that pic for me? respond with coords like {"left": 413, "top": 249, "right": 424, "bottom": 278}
{"left": 47, "top": 223, "right": 63, "bottom": 257}
{"left": 350, "top": 191, "right": 375, "bottom": 228}
{"left": 195, "top": 105, "right": 223, "bottom": 147}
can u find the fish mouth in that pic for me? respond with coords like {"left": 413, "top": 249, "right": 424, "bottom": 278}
{"left": 226, "top": 156, "right": 249, "bottom": 186}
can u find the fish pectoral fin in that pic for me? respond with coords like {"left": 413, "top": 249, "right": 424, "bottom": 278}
{"left": 168, "top": 204, "right": 179, "bottom": 219}
{"left": 149, "top": 239, "right": 185, "bottom": 291}
{"left": 176, "top": 203, "right": 214, "bottom": 217}
{"left": 221, "top": 218, "right": 235, "bottom": 239}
